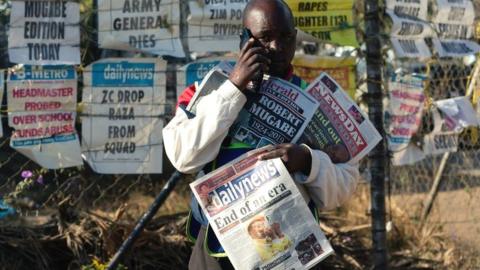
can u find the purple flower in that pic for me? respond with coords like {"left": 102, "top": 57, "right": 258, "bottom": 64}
{"left": 36, "top": 175, "right": 44, "bottom": 185}
{"left": 21, "top": 170, "right": 33, "bottom": 179}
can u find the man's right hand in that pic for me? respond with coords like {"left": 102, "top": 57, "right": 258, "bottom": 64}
{"left": 229, "top": 38, "right": 270, "bottom": 92}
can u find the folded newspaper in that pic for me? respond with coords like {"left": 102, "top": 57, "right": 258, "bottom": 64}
{"left": 188, "top": 62, "right": 382, "bottom": 163}
{"left": 190, "top": 146, "right": 334, "bottom": 270}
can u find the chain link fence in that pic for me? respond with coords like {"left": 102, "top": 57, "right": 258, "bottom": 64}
{"left": 388, "top": 58, "right": 480, "bottom": 250}
{"left": 0, "top": 0, "right": 479, "bottom": 269}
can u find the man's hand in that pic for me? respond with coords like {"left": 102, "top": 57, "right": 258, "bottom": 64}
{"left": 229, "top": 38, "right": 270, "bottom": 92}
{"left": 258, "top": 144, "right": 311, "bottom": 175}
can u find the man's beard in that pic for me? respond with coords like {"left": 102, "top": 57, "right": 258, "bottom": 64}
{"left": 268, "top": 62, "right": 288, "bottom": 78}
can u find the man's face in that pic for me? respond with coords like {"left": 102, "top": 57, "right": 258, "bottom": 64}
{"left": 250, "top": 220, "right": 267, "bottom": 239}
{"left": 244, "top": 5, "right": 296, "bottom": 78}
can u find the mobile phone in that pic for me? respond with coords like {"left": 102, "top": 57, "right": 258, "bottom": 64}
{"left": 240, "top": 28, "right": 254, "bottom": 49}
{"left": 239, "top": 28, "right": 264, "bottom": 91}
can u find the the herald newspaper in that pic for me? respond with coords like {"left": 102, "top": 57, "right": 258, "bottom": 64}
{"left": 190, "top": 146, "right": 334, "bottom": 270}
{"left": 189, "top": 62, "right": 382, "bottom": 164}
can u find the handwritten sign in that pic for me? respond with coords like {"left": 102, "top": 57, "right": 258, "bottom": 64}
{"left": 8, "top": 0, "right": 80, "bottom": 65}
{"left": 7, "top": 65, "right": 82, "bottom": 168}
{"left": 98, "top": 0, "right": 184, "bottom": 57}
{"left": 82, "top": 58, "right": 166, "bottom": 174}
{"left": 287, "top": 0, "right": 358, "bottom": 47}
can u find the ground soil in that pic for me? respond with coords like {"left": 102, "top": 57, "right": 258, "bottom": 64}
{"left": 392, "top": 186, "right": 480, "bottom": 250}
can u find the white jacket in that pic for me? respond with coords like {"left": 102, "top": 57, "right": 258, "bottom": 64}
{"left": 163, "top": 79, "right": 359, "bottom": 210}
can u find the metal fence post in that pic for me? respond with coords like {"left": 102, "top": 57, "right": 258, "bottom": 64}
{"left": 364, "top": 0, "right": 388, "bottom": 269}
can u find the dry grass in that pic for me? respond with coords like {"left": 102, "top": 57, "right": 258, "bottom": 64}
{"left": 0, "top": 182, "right": 479, "bottom": 269}
{"left": 336, "top": 184, "right": 480, "bottom": 270}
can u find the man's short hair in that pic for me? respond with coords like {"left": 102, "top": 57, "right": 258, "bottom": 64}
{"left": 243, "top": 0, "right": 294, "bottom": 25}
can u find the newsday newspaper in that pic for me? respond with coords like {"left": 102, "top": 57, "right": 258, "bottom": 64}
{"left": 190, "top": 62, "right": 381, "bottom": 163}
{"left": 190, "top": 146, "right": 334, "bottom": 270}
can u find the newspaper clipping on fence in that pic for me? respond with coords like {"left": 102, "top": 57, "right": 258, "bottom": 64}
{"left": 189, "top": 62, "right": 381, "bottom": 163}
{"left": 190, "top": 146, "right": 334, "bottom": 270}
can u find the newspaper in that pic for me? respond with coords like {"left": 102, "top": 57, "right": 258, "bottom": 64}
{"left": 297, "top": 74, "right": 381, "bottom": 163}
{"left": 190, "top": 62, "right": 382, "bottom": 163}
{"left": 186, "top": 62, "right": 234, "bottom": 114}
{"left": 190, "top": 146, "right": 334, "bottom": 270}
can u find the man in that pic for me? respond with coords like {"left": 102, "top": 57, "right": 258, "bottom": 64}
{"left": 163, "top": 0, "right": 359, "bottom": 269}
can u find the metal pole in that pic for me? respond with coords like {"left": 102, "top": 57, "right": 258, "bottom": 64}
{"left": 364, "top": 0, "right": 388, "bottom": 269}
{"left": 92, "top": 0, "right": 100, "bottom": 60}
{"left": 106, "top": 171, "right": 183, "bottom": 270}
{"left": 421, "top": 151, "right": 450, "bottom": 224}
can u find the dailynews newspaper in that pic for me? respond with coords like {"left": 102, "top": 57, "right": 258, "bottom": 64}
{"left": 190, "top": 147, "right": 334, "bottom": 270}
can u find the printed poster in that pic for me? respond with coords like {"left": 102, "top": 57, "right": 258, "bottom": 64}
{"left": 432, "top": 0, "right": 474, "bottom": 39}
{"left": 386, "top": 73, "right": 426, "bottom": 165}
{"left": 82, "top": 58, "right": 166, "bottom": 174}
{"left": 386, "top": 0, "right": 432, "bottom": 59}
{"left": 386, "top": 0, "right": 428, "bottom": 20}
{"left": 390, "top": 37, "right": 432, "bottom": 59}
{"left": 432, "top": 39, "right": 480, "bottom": 57}
{"left": 424, "top": 96, "right": 479, "bottom": 155}
{"left": 387, "top": 11, "right": 435, "bottom": 38}
{"left": 291, "top": 54, "right": 356, "bottom": 98}
{"left": 423, "top": 110, "right": 459, "bottom": 155}
{"left": 176, "top": 58, "right": 235, "bottom": 100}
{"left": 286, "top": 0, "right": 358, "bottom": 47}
{"left": 187, "top": 0, "right": 247, "bottom": 53}
{"left": 98, "top": 0, "right": 184, "bottom": 57}
{"left": 7, "top": 65, "right": 82, "bottom": 168}
{"left": 435, "top": 96, "right": 479, "bottom": 132}
{"left": 8, "top": 0, "right": 81, "bottom": 65}
{"left": 431, "top": 0, "right": 480, "bottom": 57}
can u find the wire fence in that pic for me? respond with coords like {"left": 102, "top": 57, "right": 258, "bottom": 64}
{"left": 0, "top": 0, "right": 480, "bottom": 269}
{"left": 388, "top": 58, "right": 480, "bottom": 249}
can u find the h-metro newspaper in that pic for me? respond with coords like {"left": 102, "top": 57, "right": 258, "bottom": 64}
{"left": 188, "top": 62, "right": 382, "bottom": 163}
{"left": 190, "top": 146, "right": 334, "bottom": 270}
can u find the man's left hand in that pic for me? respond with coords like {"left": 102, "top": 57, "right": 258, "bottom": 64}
{"left": 258, "top": 144, "right": 311, "bottom": 175}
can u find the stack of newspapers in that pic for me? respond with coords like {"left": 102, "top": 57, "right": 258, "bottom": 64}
{"left": 189, "top": 62, "right": 381, "bottom": 270}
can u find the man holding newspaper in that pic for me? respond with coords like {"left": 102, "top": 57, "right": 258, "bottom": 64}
{"left": 163, "top": 0, "right": 369, "bottom": 269}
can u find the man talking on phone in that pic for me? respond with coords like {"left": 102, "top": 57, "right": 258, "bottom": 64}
{"left": 163, "top": 0, "right": 359, "bottom": 269}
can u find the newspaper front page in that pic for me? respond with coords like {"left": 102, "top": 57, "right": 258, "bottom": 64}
{"left": 298, "top": 74, "right": 381, "bottom": 163}
{"left": 190, "top": 146, "right": 334, "bottom": 270}
{"left": 189, "top": 62, "right": 382, "bottom": 163}
{"left": 230, "top": 77, "right": 317, "bottom": 148}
